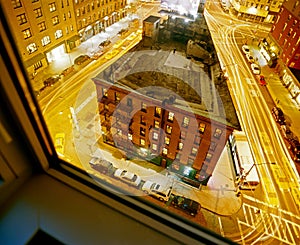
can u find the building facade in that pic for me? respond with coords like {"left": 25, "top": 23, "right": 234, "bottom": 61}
{"left": 230, "top": 0, "right": 284, "bottom": 23}
{"left": 93, "top": 78, "right": 235, "bottom": 186}
{"left": 3, "top": 0, "right": 128, "bottom": 77}
{"left": 267, "top": 0, "right": 300, "bottom": 104}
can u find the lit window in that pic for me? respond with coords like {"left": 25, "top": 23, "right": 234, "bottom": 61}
{"left": 180, "top": 131, "right": 186, "bottom": 139}
{"left": 205, "top": 153, "right": 212, "bottom": 162}
{"left": 52, "top": 16, "right": 59, "bottom": 25}
{"left": 115, "top": 92, "right": 120, "bottom": 102}
{"left": 141, "top": 102, "right": 147, "bottom": 112}
{"left": 102, "top": 88, "right": 108, "bottom": 97}
{"left": 140, "top": 127, "right": 146, "bottom": 136}
{"left": 199, "top": 123, "right": 206, "bottom": 133}
{"left": 22, "top": 28, "right": 32, "bottom": 39}
{"left": 153, "top": 132, "right": 158, "bottom": 140}
{"left": 38, "top": 22, "right": 46, "bottom": 32}
{"left": 213, "top": 128, "right": 222, "bottom": 139}
{"left": 17, "top": 14, "right": 27, "bottom": 25}
{"left": 166, "top": 125, "right": 172, "bottom": 134}
{"left": 34, "top": 8, "right": 43, "bottom": 18}
{"left": 168, "top": 112, "right": 174, "bottom": 122}
{"left": 49, "top": 2, "right": 56, "bottom": 12}
{"left": 12, "top": 0, "right": 22, "bottom": 8}
{"left": 162, "top": 147, "right": 168, "bottom": 155}
{"left": 178, "top": 142, "right": 183, "bottom": 150}
{"left": 41, "top": 36, "right": 51, "bottom": 46}
{"left": 191, "top": 147, "right": 197, "bottom": 155}
{"left": 140, "top": 115, "right": 146, "bottom": 125}
{"left": 152, "top": 143, "right": 157, "bottom": 151}
{"left": 117, "top": 129, "right": 122, "bottom": 136}
{"left": 154, "top": 120, "right": 160, "bottom": 128}
{"left": 165, "top": 137, "right": 170, "bottom": 146}
{"left": 55, "top": 30, "right": 63, "bottom": 39}
{"left": 155, "top": 107, "right": 161, "bottom": 117}
{"left": 26, "top": 43, "right": 38, "bottom": 54}
{"left": 140, "top": 138, "right": 145, "bottom": 146}
{"left": 182, "top": 116, "right": 189, "bottom": 127}
{"left": 128, "top": 133, "right": 132, "bottom": 140}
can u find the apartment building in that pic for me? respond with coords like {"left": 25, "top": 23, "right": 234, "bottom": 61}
{"left": 230, "top": 0, "right": 284, "bottom": 23}
{"left": 74, "top": 0, "right": 127, "bottom": 41}
{"left": 93, "top": 75, "right": 235, "bottom": 186}
{"left": 267, "top": 0, "right": 300, "bottom": 104}
{"left": 3, "top": 0, "right": 128, "bottom": 77}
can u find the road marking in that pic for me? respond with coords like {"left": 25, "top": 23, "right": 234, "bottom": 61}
{"left": 75, "top": 91, "right": 96, "bottom": 114}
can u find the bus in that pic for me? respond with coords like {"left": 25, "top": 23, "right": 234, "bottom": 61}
{"left": 229, "top": 131, "right": 260, "bottom": 190}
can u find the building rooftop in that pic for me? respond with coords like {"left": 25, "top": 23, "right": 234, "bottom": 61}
{"left": 143, "top": 15, "right": 161, "bottom": 23}
{"left": 93, "top": 49, "right": 240, "bottom": 129}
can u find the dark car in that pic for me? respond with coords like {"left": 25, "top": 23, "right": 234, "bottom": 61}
{"left": 259, "top": 75, "right": 266, "bottom": 86}
{"left": 74, "top": 55, "right": 90, "bottom": 65}
{"left": 89, "top": 157, "right": 114, "bottom": 175}
{"left": 43, "top": 75, "right": 61, "bottom": 87}
{"left": 61, "top": 66, "right": 74, "bottom": 76}
{"left": 171, "top": 195, "right": 200, "bottom": 217}
{"left": 98, "top": 40, "right": 111, "bottom": 48}
{"left": 271, "top": 106, "right": 285, "bottom": 124}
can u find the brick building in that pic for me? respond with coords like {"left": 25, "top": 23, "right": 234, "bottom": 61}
{"left": 2, "top": 0, "right": 128, "bottom": 77}
{"left": 93, "top": 53, "right": 237, "bottom": 185}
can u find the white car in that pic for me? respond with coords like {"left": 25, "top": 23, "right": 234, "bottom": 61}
{"left": 142, "top": 181, "right": 172, "bottom": 202}
{"left": 246, "top": 54, "right": 255, "bottom": 63}
{"left": 251, "top": 63, "right": 260, "bottom": 75}
{"left": 114, "top": 169, "right": 141, "bottom": 187}
{"left": 241, "top": 45, "right": 251, "bottom": 55}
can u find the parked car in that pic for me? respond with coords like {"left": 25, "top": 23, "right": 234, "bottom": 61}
{"left": 271, "top": 106, "right": 285, "bottom": 124}
{"left": 104, "top": 50, "right": 119, "bottom": 60}
{"left": 54, "top": 133, "right": 65, "bottom": 156}
{"left": 241, "top": 45, "right": 250, "bottom": 55}
{"left": 61, "top": 66, "right": 74, "bottom": 76}
{"left": 258, "top": 75, "right": 266, "bottom": 86}
{"left": 74, "top": 55, "right": 90, "bottom": 65}
{"left": 246, "top": 54, "right": 255, "bottom": 63}
{"left": 91, "top": 50, "right": 104, "bottom": 60}
{"left": 251, "top": 63, "right": 260, "bottom": 75}
{"left": 98, "top": 40, "right": 111, "bottom": 48}
{"left": 280, "top": 125, "right": 293, "bottom": 140}
{"left": 89, "top": 157, "right": 114, "bottom": 175}
{"left": 141, "top": 181, "right": 172, "bottom": 202}
{"left": 113, "top": 169, "right": 141, "bottom": 187}
{"left": 43, "top": 75, "right": 61, "bottom": 87}
{"left": 171, "top": 195, "right": 200, "bottom": 217}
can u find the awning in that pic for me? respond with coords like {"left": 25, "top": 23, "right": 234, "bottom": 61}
{"left": 24, "top": 53, "right": 45, "bottom": 68}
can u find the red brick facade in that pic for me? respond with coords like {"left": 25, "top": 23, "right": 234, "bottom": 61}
{"left": 94, "top": 78, "right": 235, "bottom": 184}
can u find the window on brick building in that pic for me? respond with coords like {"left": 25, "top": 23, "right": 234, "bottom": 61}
{"left": 128, "top": 133, "right": 132, "bottom": 140}
{"left": 140, "top": 127, "right": 146, "bottom": 136}
{"left": 26, "top": 43, "right": 38, "bottom": 54}
{"left": 178, "top": 142, "right": 183, "bottom": 150}
{"left": 165, "top": 137, "right": 170, "bottom": 146}
{"left": 49, "top": 2, "right": 56, "bottom": 12}
{"left": 182, "top": 116, "right": 189, "bottom": 128}
{"left": 153, "top": 132, "right": 158, "bottom": 140}
{"left": 141, "top": 115, "right": 146, "bottom": 125}
{"left": 140, "top": 138, "right": 145, "bottom": 146}
{"left": 115, "top": 92, "right": 120, "bottom": 102}
{"left": 199, "top": 123, "right": 206, "bottom": 133}
{"left": 162, "top": 147, "right": 168, "bottom": 155}
{"left": 213, "top": 128, "right": 222, "bottom": 139}
{"left": 154, "top": 120, "right": 160, "bottom": 128}
{"left": 205, "top": 153, "right": 212, "bottom": 162}
{"left": 141, "top": 102, "right": 147, "bottom": 112}
{"left": 209, "top": 142, "right": 217, "bottom": 151}
{"left": 38, "top": 22, "right": 46, "bottom": 32}
{"left": 22, "top": 28, "right": 32, "bottom": 39}
{"left": 102, "top": 88, "right": 108, "bottom": 97}
{"left": 17, "top": 13, "right": 27, "bottom": 25}
{"left": 155, "top": 107, "right": 161, "bottom": 117}
{"left": 152, "top": 143, "right": 157, "bottom": 151}
{"left": 180, "top": 131, "right": 186, "bottom": 139}
{"left": 191, "top": 147, "right": 198, "bottom": 155}
{"left": 168, "top": 112, "right": 174, "bottom": 122}
{"left": 166, "top": 125, "right": 172, "bottom": 134}
{"left": 194, "top": 135, "right": 201, "bottom": 145}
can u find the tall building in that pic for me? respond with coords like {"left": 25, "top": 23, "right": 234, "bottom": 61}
{"left": 230, "top": 0, "right": 285, "bottom": 23}
{"left": 267, "top": 0, "right": 300, "bottom": 104}
{"left": 3, "top": 0, "right": 128, "bottom": 78}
